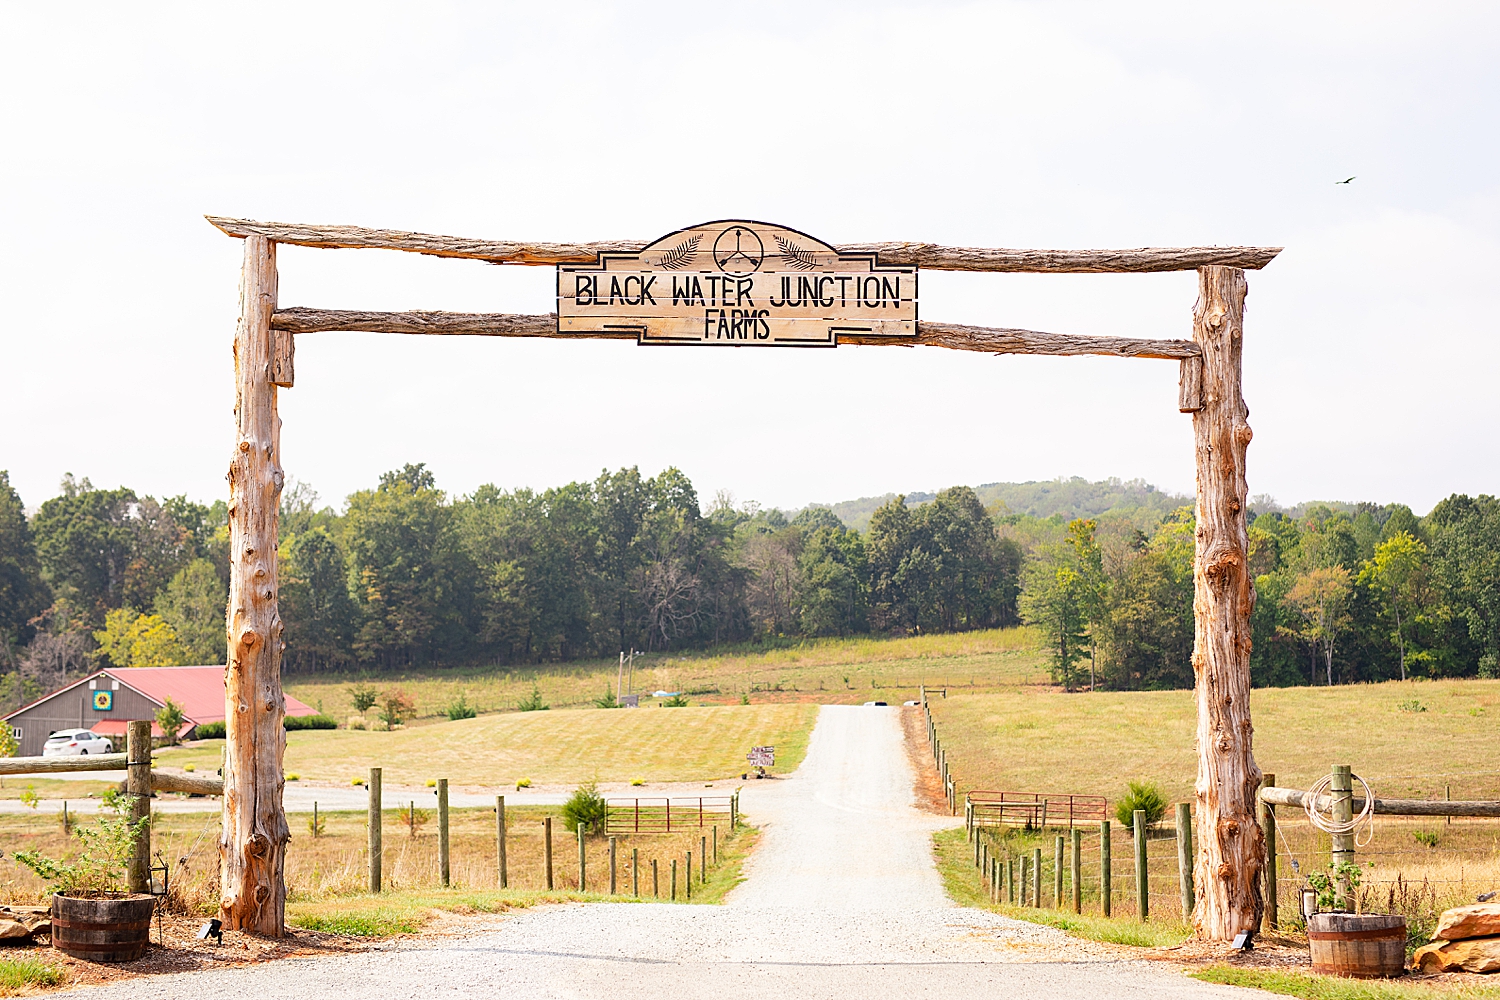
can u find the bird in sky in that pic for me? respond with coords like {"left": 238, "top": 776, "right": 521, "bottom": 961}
{"left": 1335, "top": 176, "right": 1356, "bottom": 184}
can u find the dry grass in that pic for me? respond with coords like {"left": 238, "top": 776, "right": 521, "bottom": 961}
{"left": 2, "top": 804, "right": 756, "bottom": 915}
{"left": 152, "top": 703, "right": 819, "bottom": 788}
{"left": 933, "top": 826, "right": 1192, "bottom": 947}
{"left": 280, "top": 627, "right": 1047, "bottom": 721}
{"left": 1193, "top": 965, "right": 1500, "bottom": 1000}
{"left": 928, "top": 679, "right": 1500, "bottom": 804}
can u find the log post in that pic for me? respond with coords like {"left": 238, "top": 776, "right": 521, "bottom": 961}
{"left": 1135, "top": 809, "right": 1149, "bottom": 922}
{"left": 497, "top": 795, "right": 507, "bottom": 889}
{"left": 222, "top": 234, "right": 289, "bottom": 936}
{"left": 126, "top": 721, "right": 151, "bottom": 893}
{"left": 1101, "top": 819, "right": 1112, "bottom": 917}
{"left": 437, "top": 778, "right": 450, "bottom": 887}
{"left": 1259, "top": 774, "right": 1277, "bottom": 932}
{"left": 544, "top": 817, "right": 553, "bottom": 889}
{"left": 368, "top": 768, "right": 382, "bottom": 892}
{"left": 1177, "top": 802, "right": 1196, "bottom": 919}
{"left": 1189, "top": 265, "right": 1264, "bottom": 942}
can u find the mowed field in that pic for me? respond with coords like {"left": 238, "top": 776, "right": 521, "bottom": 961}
{"left": 156, "top": 703, "right": 819, "bottom": 788}
{"left": 928, "top": 678, "right": 1500, "bottom": 803}
{"left": 282, "top": 628, "right": 1047, "bottom": 722}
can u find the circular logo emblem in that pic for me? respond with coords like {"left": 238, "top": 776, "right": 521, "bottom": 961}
{"left": 713, "top": 226, "right": 764, "bottom": 276}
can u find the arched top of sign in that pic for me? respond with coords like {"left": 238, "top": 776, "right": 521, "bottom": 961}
{"left": 557, "top": 220, "right": 916, "bottom": 347}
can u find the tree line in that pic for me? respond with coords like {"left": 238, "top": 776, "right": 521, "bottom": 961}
{"left": 1, "top": 465, "right": 1496, "bottom": 710}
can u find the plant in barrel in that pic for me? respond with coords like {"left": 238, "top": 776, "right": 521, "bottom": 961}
{"left": 14, "top": 801, "right": 155, "bottom": 962}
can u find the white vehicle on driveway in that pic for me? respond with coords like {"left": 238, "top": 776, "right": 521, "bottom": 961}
{"left": 41, "top": 729, "right": 115, "bottom": 756}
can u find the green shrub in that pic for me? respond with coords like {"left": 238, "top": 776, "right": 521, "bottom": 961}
{"left": 377, "top": 688, "right": 416, "bottom": 728}
{"left": 593, "top": 687, "right": 620, "bottom": 709}
{"left": 348, "top": 682, "right": 378, "bottom": 716}
{"left": 193, "top": 714, "right": 334, "bottom": 740}
{"left": 518, "top": 682, "right": 548, "bottom": 712}
{"left": 661, "top": 694, "right": 689, "bottom": 708}
{"left": 561, "top": 781, "right": 608, "bottom": 835}
{"left": 1115, "top": 781, "right": 1168, "bottom": 830}
{"left": 285, "top": 714, "right": 338, "bottom": 731}
{"left": 291, "top": 911, "right": 420, "bottom": 936}
{"left": 445, "top": 694, "right": 477, "bottom": 721}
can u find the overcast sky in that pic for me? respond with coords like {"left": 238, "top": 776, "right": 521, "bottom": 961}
{"left": 2, "top": 2, "right": 1497, "bottom": 516}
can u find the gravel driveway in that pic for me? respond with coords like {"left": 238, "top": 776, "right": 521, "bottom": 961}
{"left": 55, "top": 706, "right": 1251, "bottom": 999}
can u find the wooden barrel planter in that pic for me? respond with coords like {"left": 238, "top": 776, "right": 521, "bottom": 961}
{"left": 51, "top": 894, "right": 155, "bottom": 963}
{"left": 1308, "top": 913, "right": 1407, "bottom": 978}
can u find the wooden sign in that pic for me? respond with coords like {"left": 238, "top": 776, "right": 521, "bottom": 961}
{"left": 557, "top": 220, "right": 916, "bottom": 346}
{"left": 747, "top": 746, "right": 775, "bottom": 767}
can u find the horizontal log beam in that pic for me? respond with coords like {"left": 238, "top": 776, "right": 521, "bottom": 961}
{"left": 0, "top": 754, "right": 126, "bottom": 774}
{"left": 273, "top": 307, "right": 1200, "bottom": 360}
{"left": 1259, "top": 785, "right": 1500, "bottom": 818}
{"left": 208, "top": 216, "right": 1281, "bottom": 273}
{"left": 149, "top": 771, "right": 224, "bottom": 796}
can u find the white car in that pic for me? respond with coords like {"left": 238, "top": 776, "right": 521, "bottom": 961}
{"left": 41, "top": 729, "right": 115, "bottom": 756}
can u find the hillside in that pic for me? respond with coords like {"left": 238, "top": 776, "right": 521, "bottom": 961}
{"left": 805, "top": 476, "right": 1190, "bottom": 532}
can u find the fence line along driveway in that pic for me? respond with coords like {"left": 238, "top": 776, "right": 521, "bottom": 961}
{"left": 51, "top": 706, "right": 1252, "bottom": 1000}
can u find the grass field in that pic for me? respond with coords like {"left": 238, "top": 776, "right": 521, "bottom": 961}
{"left": 927, "top": 678, "right": 1500, "bottom": 945}
{"left": 281, "top": 627, "right": 1047, "bottom": 722}
{"left": 1192, "top": 964, "right": 1500, "bottom": 1000}
{"left": 928, "top": 679, "right": 1500, "bottom": 804}
{"left": 154, "top": 702, "right": 818, "bottom": 788}
{"left": 2, "top": 802, "right": 756, "bottom": 914}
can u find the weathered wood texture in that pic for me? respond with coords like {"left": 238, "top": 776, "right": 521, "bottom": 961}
{"left": 271, "top": 307, "right": 1201, "bottom": 360}
{"left": 1258, "top": 786, "right": 1500, "bottom": 818}
{"left": 206, "top": 216, "right": 1281, "bottom": 273}
{"left": 126, "top": 721, "right": 150, "bottom": 894}
{"left": 0, "top": 754, "right": 127, "bottom": 774}
{"left": 1179, "top": 357, "right": 1204, "bottom": 412}
{"left": 1189, "top": 266, "right": 1264, "bottom": 942}
{"left": 222, "top": 234, "right": 290, "bottom": 937}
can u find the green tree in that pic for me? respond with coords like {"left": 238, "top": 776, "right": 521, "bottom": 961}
{"left": 1285, "top": 566, "right": 1353, "bottom": 685}
{"left": 280, "top": 526, "right": 357, "bottom": 671}
{"left": 1425, "top": 494, "right": 1500, "bottom": 676}
{"left": 153, "top": 559, "right": 227, "bottom": 664}
{"left": 154, "top": 696, "right": 186, "bottom": 745}
{"left": 1021, "top": 556, "right": 1089, "bottom": 691}
{"left": 32, "top": 478, "right": 138, "bottom": 622}
{"left": 93, "top": 608, "right": 191, "bottom": 668}
{"left": 344, "top": 464, "right": 475, "bottom": 667}
{"left": 0, "top": 471, "right": 50, "bottom": 656}
{"left": 1358, "top": 531, "right": 1428, "bottom": 680}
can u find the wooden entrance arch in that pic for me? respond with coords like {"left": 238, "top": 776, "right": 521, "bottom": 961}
{"left": 209, "top": 215, "right": 1279, "bottom": 940}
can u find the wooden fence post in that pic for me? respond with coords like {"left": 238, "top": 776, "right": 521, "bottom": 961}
{"left": 701, "top": 835, "right": 707, "bottom": 883}
{"left": 652, "top": 858, "right": 659, "bottom": 898}
{"left": 1032, "top": 847, "right": 1042, "bottom": 908}
{"left": 609, "top": 836, "right": 618, "bottom": 895}
{"left": 1055, "top": 835, "right": 1065, "bottom": 907}
{"left": 126, "top": 721, "right": 151, "bottom": 894}
{"left": 633, "top": 847, "right": 639, "bottom": 896}
{"left": 1258, "top": 774, "right": 1276, "bottom": 932}
{"left": 1188, "top": 264, "right": 1264, "bottom": 942}
{"left": 544, "top": 817, "right": 553, "bottom": 889}
{"left": 1020, "top": 854, "right": 1029, "bottom": 906}
{"left": 686, "top": 852, "right": 692, "bottom": 899}
{"left": 1071, "top": 829, "right": 1082, "bottom": 914}
{"left": 437, "top": 779, "right": 450, "bottom": 887}
{"left": 671, "top": 859, "right": 677, "bottom": 901}
{"left": 368, "top": 767, "right": 382, "bottom": 893}
{"left": 577, "top": 824, "right": 586, "bottom": 892}
{"left": 311, "top": 801, "right": 317, "bottom": 839}
{"left": 1331, "top": 764, "right": 1355, "bottom": 868}
{"left": 1176, "top": 802, "right": 1194, "bottom": 919}
{"left": 1101, "top": 820, "right": 1112, "bottom": 916}
{"left": 222, "top": 232, "right": 291, "bottom": 936}
{"left": 713, "top": 824, "right": 718, "bottom": 864}
{"left": 497, "top": 795, "right": 507, "bottom": 889}
{"left": 1134, "top": 809, "right": 1149, "bottom": 922}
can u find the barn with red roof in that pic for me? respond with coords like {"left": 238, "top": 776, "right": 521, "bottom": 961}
{"left": 3, "top": 666, "right": 317, "bottom": 756}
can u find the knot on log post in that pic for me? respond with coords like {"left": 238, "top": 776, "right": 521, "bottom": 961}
{"left": 1216, "top": 862, "right": 1234, "bottom": 880}
{"left": 253, "top": 885, "right": 270, "bottom": 905}
{"left": 238, "top": 629, "right": 259, "bottom": 648}
{"left": 246, "top": 833, "right": 269, "bottom": 859}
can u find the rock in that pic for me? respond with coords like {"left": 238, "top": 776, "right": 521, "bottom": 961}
{"left": 1436, "top": 904, "right": 1500, "bottom": 942}
{"left": 1414, "top": 936, "right": 1500, "bottom": 974}
{"left": 0, "top": 919, "right": 32, "bottom": 940}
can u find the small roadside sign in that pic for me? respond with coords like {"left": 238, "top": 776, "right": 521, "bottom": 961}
{"left": 747, "top": 746, "right": 775, "bottom": 767}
